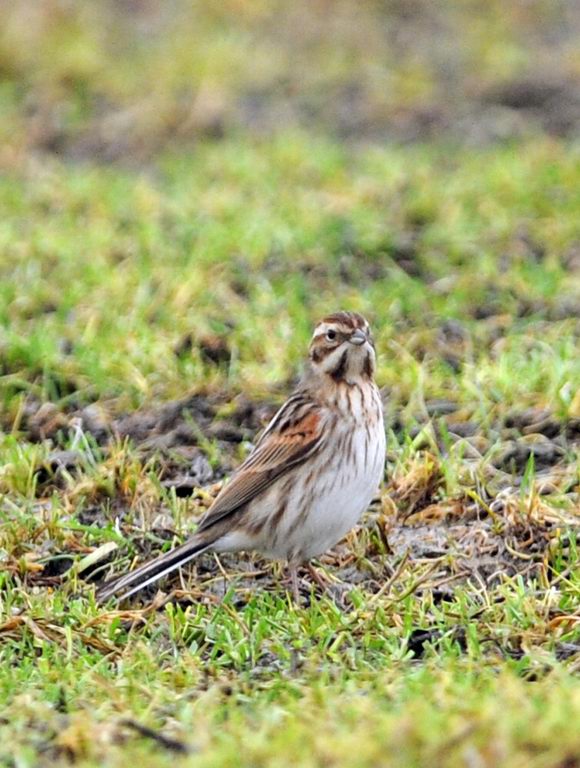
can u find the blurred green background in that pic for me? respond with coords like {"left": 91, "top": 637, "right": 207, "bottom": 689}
{"left": 1, "top": 0, "right": 579, "bottom": 422}
{"left": 1, "top": 0, "right": 579, "bottom": 164}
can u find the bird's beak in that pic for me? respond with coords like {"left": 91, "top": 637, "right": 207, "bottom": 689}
{"left": 349, "top": 329, "right": 367, "bottom": 346}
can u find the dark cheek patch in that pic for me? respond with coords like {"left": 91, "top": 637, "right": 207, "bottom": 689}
{"left": 310, "top": 347, "right": 325, "bottom": 363}
{"left": 330, "top": 349, "right": 348, "bottom": 381}
{"left": 310, "top": 338, "right": 342, "bottom": 362}
{"left": 363, "top": 352, "right": 374, "bottom": 378}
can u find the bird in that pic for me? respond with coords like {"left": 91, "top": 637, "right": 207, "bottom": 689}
{"left": 97, "top": 311, "right": 386, "bottom": 603}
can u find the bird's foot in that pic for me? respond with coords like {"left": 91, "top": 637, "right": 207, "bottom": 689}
{"left": 283, "top": 563, "right": 302, "bottom": 603}
{"left": 304, "top": 562, "right": 331, "bottom": 592}
{"left": 306, "top": 563, "right": 355, "bottom": 608}
{"left": 283, "top": 563, "right": 350, "bottom": 607}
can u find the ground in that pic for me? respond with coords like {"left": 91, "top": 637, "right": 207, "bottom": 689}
{"left": 1, "top": 136, "right": 579, "bottom": 767}
{"left": 1, "top": 3, "right": 580, "bottom": 766}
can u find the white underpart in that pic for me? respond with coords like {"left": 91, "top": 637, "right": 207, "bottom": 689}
{"left": 215, "top": 382, "right": 386, "bottom": 562}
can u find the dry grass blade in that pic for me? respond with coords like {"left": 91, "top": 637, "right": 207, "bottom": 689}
{"left": 75, "top": 542, "right": 119, "bottom": 575}
{"left": 119, "top": 719, "right": 190, "bottom": 754}
{"left": 381, "top": 561, "right": 443, "bottom": 611}
{"left": 0, "top": 614, "right": 119, "bottom": 655}
{"left": 368, "top": 551, "right": 411, "bottom": 604}
{"left": 548, "top": 615, "right": 580, "bottom": 631}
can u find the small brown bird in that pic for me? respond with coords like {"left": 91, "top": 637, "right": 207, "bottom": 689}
{"left": 98, "top": 311, "right": 386, "bottom": 602}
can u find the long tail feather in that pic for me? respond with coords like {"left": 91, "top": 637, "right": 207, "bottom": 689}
{"left": 97, "top": 536, "right": 211, "bottom": 602}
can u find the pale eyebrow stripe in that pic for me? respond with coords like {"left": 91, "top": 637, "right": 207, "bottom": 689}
{"left": 312, "top": 323, "right": 352, "bottom": 338}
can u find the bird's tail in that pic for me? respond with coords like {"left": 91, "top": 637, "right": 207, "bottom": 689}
{"left": 97, "top": 535, "right": 211, "bottom": 602}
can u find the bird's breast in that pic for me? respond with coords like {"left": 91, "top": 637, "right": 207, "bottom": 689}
{"left": 247, "top": 406, "right": 386, "bottom": 562}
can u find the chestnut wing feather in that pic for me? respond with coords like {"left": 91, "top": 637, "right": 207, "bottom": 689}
{"left": 197, "top": 395, "right": 324, "bottom": 533}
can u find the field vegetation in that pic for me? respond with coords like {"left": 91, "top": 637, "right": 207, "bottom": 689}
{"left": 0, "top": 2, "right": 579, "bottom": 766}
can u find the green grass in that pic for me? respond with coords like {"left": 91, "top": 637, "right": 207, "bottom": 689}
{"left": 1, "top": 136, "right": 579, "bottom": 413}
{"left": 2, "top": 567, "right": 580, "bottom": 766}
{"left": 1, "top": 134, "right": 580, "bottom": 766}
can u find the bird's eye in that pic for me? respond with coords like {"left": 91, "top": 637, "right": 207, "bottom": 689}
{"left": 326, "top": 329, "right": 337, "bottom": 341}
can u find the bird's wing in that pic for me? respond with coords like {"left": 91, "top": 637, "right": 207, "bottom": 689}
{"left": 197, "top": 393, "right": 325, "bottom": 533}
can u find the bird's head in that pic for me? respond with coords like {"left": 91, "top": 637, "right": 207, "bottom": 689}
{"left": 308, "top": 311, "right": 376, "bottom": 385}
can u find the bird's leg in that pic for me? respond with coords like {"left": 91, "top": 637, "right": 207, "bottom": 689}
{"left": 286, "top": 562, "right": 301, "bottom": 603}
{"left": 305, "top": 562, "right": 331, "bottom": 593}
{"left": 284, "top": 563, "right": 330, "bottom": 602}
